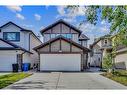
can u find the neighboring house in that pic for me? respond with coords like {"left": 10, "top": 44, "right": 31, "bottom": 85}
{"left": 114, "top": 45, "right": 127, "bottom": 70}
{"left": 90, "top": 34, "right": 112, "bottom": 67}
{"left": 111, "top": 34, "right": 127, "bottom": 70}
{"left": 34, "top": 20, "right": 90, "bottom": 71}
{"left": 0, "top": 22, "right": 42, "bottom": 71}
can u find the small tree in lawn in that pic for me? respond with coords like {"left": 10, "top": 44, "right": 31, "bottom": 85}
{"left": 102, "top": 53, "right": 113, "bottom": 73}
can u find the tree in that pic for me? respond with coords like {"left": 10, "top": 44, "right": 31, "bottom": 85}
{"left": 67, "top": 6, "right": 127, "bottom": 47}
{"left": 67, "top": 6, "right": 127, "bottom": 61}
{"left": 102, "top": 53, "right": 113, "bottom": 73}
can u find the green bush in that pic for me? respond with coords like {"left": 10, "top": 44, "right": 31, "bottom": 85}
{"left": 102, "top": 53, "right": 113, "bottom": 73}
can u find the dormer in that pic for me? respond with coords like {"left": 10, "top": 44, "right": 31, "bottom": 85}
{"left": 79, "top": 34, "right": 89, "bottom": 47}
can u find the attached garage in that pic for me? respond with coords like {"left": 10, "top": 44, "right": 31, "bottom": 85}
{"left": 34, "top": 36, "right": 90, "bottom": 71}
{"left": 40, "top": 54, "right": 81, "bottom": 71}
{"left": 0, "top": 38, "right": 33, "bottom": 71}
{"left": 0, "top": 51, "right": 17, "bottom": 71}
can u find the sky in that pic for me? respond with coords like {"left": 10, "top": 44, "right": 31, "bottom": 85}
{"left": 0, "top": 6, "right": 110, "bottom": 45}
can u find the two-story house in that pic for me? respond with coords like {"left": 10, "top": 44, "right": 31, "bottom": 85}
{"left": 0, "top": 22, "right": 42, "bottom": 71}
{"left": 90, "top": 34, "right": 112, "bottom": 67}
{"left": 34, "top": 20, "right": 90, "bottom": 71}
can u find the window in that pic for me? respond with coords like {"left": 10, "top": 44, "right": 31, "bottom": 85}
{"left": 56, "top": 34, "right": 61, "bottom": 37}
{"left": 104, "top": 39, "right": 108, "bottom": 45}
{"left": 78, "top": 41, "right": 82, "bottom": 45}
{"left": 66, "top": 34, "right": 72, "bottom": 39}
{"left": 3, "top": 32, "right": 20, "bottom": 41}
{"left": 51, "top": 34, "right": 56, "bottom": 38}
{"left": 61, "top": 34, "right": 67, "bottom": 38}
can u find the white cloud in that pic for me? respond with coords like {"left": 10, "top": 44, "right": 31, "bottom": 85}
{"left": 6, "top": 6, "right": 22, "bottom": 12}
{"left": 34, "top": 14, "right": 41, "bottom": 21}
{"left": 40, "top": 26, "right": 44, "bottom": 30}
{"left": 77, "top": 22, "right": 110, "bottom": 45}
{"left": 22, "top": 24, "right": 33, "bottom": 28}
{"left": 16, "top": 13, "right": 25, "bottom": 20}
{"left": 56, "top": 6, "right": 87, "bottom": 23}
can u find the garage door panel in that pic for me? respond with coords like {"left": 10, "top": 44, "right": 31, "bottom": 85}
{"left": 40, "top": 54, "right": 81, "bottom": 71}
{"left": 0, "top": 53, "right": 16, "bottom": 71}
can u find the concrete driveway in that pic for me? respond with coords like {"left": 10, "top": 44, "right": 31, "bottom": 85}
{"left": 5, "top": 72, "right": 127, "bottom": 89}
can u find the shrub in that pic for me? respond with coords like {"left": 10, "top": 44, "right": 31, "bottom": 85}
{"left": 102, "top": 53, "right": 113, "bottom": 73}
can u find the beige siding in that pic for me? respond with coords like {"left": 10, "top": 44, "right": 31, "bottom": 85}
{"left": 71, "top": 28, "right": 79, "bottom": 33}
{"left": 61, "top": 24, "right": 70, "bottom": 33}
{"left": 0, "top": 40, "right": 13, "bottom": 47}
{"left": 115, "top": 52, "right": 127, "bottom": 69}
{"left": 30, "top": 34, "right": 42, "bottom": 66}
{"left": 61, "top": 40, "right": 70, "bottom": 52}
{"left": 52, "top": 24, "right": 60, "bottom": 33}
{"left": 72, "top": 45, "right": 83, "bottom": 52}
{"left": 51, "top": 40, "right": 60, "bottom": 52}
{"left": 38, "top": 45, "right": 49, "bottom": 52}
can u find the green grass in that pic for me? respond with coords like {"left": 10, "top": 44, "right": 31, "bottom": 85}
{"left": 0, "top": 73, "right": 32, "bottom": 89}
{"left": 102, "top": 70, "right": 127, "bottom": 86}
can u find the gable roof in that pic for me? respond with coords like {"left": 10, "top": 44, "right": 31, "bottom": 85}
{"left": 0, "top": 38, "right": 33, "bottom": 54}
{"left": 90, "top": 34, "right": 111, "bottom": 48}
{"left": 34, "top": 35, "right": 90, "bottom": 52}
{"left": 0, "top": 21, "right": 28, "bottom": 31}
{"left": 40, "top": 19, "right": 83, "bottom": 35}
{"left": 0, "top": 21, "right": 42, "bottom": 43}
{"left": 79, "top": 34, "right": 89, "bottom": 40}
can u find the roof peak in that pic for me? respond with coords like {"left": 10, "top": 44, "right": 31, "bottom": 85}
{"left": 40, "top": 19, "right": 83, "bottom": 34}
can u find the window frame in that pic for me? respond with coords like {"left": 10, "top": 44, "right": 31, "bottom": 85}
{"left": 104, "top": 39, "right": 108, "bottom": 45}
{"left": 3, "top": 32, "right": 20, "bottom": 41}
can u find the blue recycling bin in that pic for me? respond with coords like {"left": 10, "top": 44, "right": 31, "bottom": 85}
{"left": 22, "top": 63, "right": 29, "bottom": 71}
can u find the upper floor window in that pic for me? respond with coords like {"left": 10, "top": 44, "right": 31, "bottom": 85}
{"left": 66, "top": 34, "right": 72, "bottom": 39}
{"left": 104, "top": 39, "right": 108, "bottom": 45}
{"left": 3, "top": 32, "right": 20, "bottom": 41}
{"left": 50, "top": 33, "right": 72, "bottom": 39}
{"left": 51, "top": 34, "right": 56, "bottom": 39}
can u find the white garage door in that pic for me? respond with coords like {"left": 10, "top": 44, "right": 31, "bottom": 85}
{"left": 40, "top": 54, "right": 81, "bottom": 71}
{"left": 0, "top": 52, "right": 16, "bottom": 71}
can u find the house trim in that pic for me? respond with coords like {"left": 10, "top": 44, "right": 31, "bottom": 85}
{"left": 34, "top": 36, "right": 90, "bottom": 52}
{"left": 40, "top": 19, "right": 83, "bottom": 35}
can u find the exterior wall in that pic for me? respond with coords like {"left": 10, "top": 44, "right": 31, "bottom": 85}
{"left": 115, "top": 51, "right": 127, "bottom": 70}
{"left": 29, "top": 34, "right": 42, "bottom": 66}
{"left": 90, "top": 53, "right": 102, "bottom": 67}
{"left": 43, "top": 34, "right": 50, "bottom": 42}
{"left": 0, "top": 24, "right": 29, "bottom": 50}
{"left": 43, "top": 23, "right": 79, "bottom": 43}
{"left": 61, "top": 24, "right": 69, "bottom": 33}
{"left": 0, "top": 50, "right": 22, "bottom": 71}
{"left": 61, "top": 40, "right": 70, "bottom": 52}
{"left": 90, "top": 43, "right": 102, "bottom": 67}
{"left": 101, "top": 38, "right": 112, "bottom": 47}
{"left": 82, "top": 40, "right": 87, "bottom": 47}
{"left": 52, "top": 24, "right": 60, "bottom": 33}
{"left": 37, "top": 39, "right": 83, "bottom": 53}
{"left": 72, "top": 34, "right": 79, "bottom": 43}
{"left": 72, "top": 45, "right": 83, "bottom": 52}
{"left": 38, "top": 45, "right": 49, "bottom": 52}
{"left": 23, "top": 53, "right": 31, "bottom": 63}
{"left": 51, "top": 40, "right": 60, "bottom": 52}
{"left": 0, "top": 40, "right": 13, "bottom": 47}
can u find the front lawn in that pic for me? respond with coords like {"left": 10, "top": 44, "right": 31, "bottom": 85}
{"left": 0, "top": 73, "right": 32, "bottom": 89}
{"left": 102, "top": 70, "right": 127, "bottom": 86}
